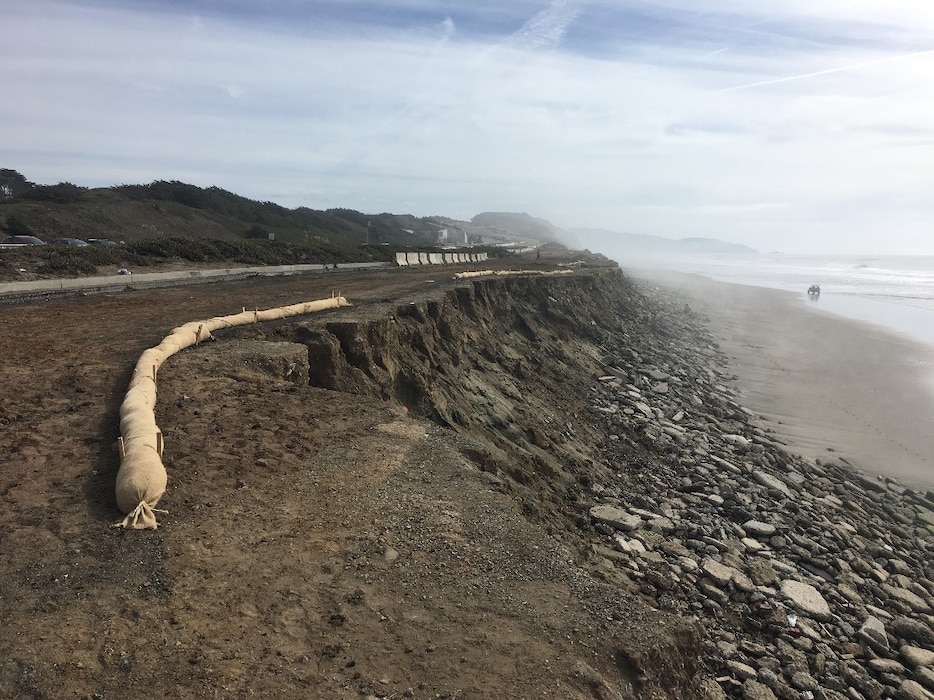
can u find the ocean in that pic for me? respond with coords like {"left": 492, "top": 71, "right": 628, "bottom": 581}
{"left": 633, "top": 253, "right": 934, "bottom": 348}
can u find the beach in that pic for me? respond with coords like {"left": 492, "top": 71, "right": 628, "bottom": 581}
{"left": 635, "top": 268, "right": 934, "bottom": 491}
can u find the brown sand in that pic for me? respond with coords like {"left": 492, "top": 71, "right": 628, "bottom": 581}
{"left": 632, "top": 269, "right": 934, "bottom": 491}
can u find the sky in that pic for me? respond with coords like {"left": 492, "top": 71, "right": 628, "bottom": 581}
{"left": 2, "top": 0, "right": 933, "bottom": 255}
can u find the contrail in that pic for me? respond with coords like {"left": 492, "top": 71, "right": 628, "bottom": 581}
{"left": 718, "top": 47, "right": 934, "bottom": 93}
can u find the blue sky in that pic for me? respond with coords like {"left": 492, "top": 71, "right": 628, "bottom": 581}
{"left": 3, "top": 0, "right": 933, "bottom": 254}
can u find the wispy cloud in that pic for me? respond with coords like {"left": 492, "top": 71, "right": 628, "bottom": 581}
{"left": 510, "top": 0, "right": 581, "bottom": 50}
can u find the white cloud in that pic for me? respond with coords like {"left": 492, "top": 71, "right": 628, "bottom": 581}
{"left": 2, "top": 0, "right": 933, "bottom": 253}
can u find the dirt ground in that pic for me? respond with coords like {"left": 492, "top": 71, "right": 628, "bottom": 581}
{"left": 0, "top": 261, "right": 706, "bottom": 699}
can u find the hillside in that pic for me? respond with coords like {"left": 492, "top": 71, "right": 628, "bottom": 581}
{"left": 0, "top": 173, "right": 518, "bottom": 281}
{"left": 0, "top": 173, "right": 447, "bottom": 248}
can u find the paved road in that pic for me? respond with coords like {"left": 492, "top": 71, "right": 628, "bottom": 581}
{"left": 0, "top": 261, "right": 393, "bottom": 301}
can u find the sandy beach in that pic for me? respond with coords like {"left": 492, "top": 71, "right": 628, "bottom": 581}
{"left": 634, "top": 269, "right": 934, "bottom": 491}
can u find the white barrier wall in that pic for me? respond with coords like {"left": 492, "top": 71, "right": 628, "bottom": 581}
{"left": 393, "top": 251, "right": 489, "bottom": 267}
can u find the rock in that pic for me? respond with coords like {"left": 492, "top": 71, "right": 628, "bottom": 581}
{"left": 857, "top": 615, "right": 890, "bottom": 652}
{"left": 885, "top": 584, "right": 932, "bottom": 613}
{"left": 723, "top": 434, "right": 750, "bottom": 447}
{"left": 780, "top": 579, "right": 832, "bottom": 621}
{"left": 702, "top": 558, "right": 734, "bottom": 587}
{"left": 895, "top": 679, "right": 934, "bottom": 700}
{"left": 634, "top": 401, "right": 655, "bottom": 418}
{"left": 743, "top": 679, "right": 777, "bottom": 700}
{"left": 892, "top": 617, "right": 934, "bottom": 646}
{"left": 915, "top": 666, "right": 934, "bottom": 692}
{"left": 789, "top": 670, "right": 820, "bottom": 692}
{"left": 751, "top": 470, "right": 791, "bottom": 497}
{"left": 726, "top": 660, "right": 758, "bottom": 680}
{"left": 697, "top": 677, "right": 728, "bottom": 699}
{"left": 844, "top": 661, "right": 886, "bottom": 700}
{"left": 743, "top": 520, "right": 777, "bottom": 538}
{"left": 747, "top": 559, "right": 778, "bottom": 587}
{"left": 901, "top": 645, "right": 934, "bottom": 669}
{"left": 732, "top": 570, "right": 756, "bottom": 594}
{"left": 589, "top": 505, "right": 642, "bottom": 532}
{"left": 868, "top": 658, "right": 906, "bottom": 674}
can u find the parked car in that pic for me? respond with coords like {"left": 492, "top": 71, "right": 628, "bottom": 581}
{"left": 1, "top": 235, "right": 45, "bottom": 245}
{"left": 86, "top": 238, "right": 117, "bottom": 246}
{"left": 52, "top": 237, "right": 89, "bottom": 246}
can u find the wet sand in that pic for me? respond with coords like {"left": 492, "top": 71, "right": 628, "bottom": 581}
{"left": 633, "top": 269, "right": 934, "bottom": 491}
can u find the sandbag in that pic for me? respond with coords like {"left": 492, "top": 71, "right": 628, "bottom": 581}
{"left": 114, "top": 294, "right": 349, "bottom": 529}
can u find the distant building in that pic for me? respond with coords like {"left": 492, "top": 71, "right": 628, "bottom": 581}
{"left": 438, "top": 226, "right": 468, "bottom": 245}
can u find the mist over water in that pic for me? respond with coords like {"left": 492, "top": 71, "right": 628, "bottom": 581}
{"left": 622, "top": 252, "right": 934, "bottom": 348}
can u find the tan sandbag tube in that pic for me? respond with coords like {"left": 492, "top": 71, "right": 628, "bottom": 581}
{"left": 452, "top": 269, "right": 574, "bottom": 280}
{"left": 115, "top": 293, "right": 351, "bottom": 529}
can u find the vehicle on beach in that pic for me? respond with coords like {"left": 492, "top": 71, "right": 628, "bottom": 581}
{"left": 807, "top": 284, "right": 821, "bottom": 296}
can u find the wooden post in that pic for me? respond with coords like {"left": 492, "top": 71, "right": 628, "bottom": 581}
{"left": 156, "top": 431, "right": 163, "bottom": 457}
{"left": 117, "top": 437, "right": 125, "bottom": 460}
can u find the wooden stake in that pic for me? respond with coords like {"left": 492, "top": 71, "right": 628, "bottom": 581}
{"left": 156, "top": 431, "right": 164, "bottom": 457}
{"left": 117, "top": 437, "right": 125, "bottom": 459}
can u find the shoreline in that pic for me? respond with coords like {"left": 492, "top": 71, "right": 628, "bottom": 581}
{"left": 630, "top": 268, "right": 934, "bottom": 491}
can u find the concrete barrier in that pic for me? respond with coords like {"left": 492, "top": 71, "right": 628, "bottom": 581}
{"left": 391, "top": 251, "right": 494, "bottom": 267}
